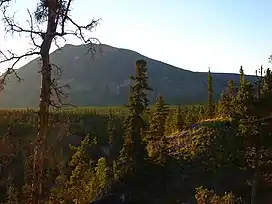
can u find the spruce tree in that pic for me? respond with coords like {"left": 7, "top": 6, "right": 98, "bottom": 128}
{"left": 106, "top": 111, "right": 116, "bottom": 179}
{"left": 49, "top": 136, "right": 100, "bottom": 203}
{"left": 95, "top": 157, "right": 110, "bottom": 191}
{"left": 207, "top": 68, "right": 215, "bottom": 117}
{"left": 247, "top": 67, "right": 272, "bottom": 204}
{"left": 240, "top": 66, "right": 245, "bottom": 85}
{"left": 107, "top": 110, "right": 115, "bottom": 147}
{"left": 234, "top": 80, "right": 254, "bottom": 119}
{"left": 262, "top": 68, "right": 272, "bottom": 94}
{"left": 119, "top": 59, "right": 152, "bottom": 172}
{"left": 148, "top": 95, "right": 169, "bottom": 163}
{"left": 233, "top": 67, "right": 269, "bottom": 204}
{"left": 175, "top": 104, "right": 184, "bottom": 132}
{"left": 227, "top": 80, "right": 236, "bottom": 117}
{"left": 165, "top": 113, "right": 176, "bottom": 135}
{"left": 218, "top": 80, "right": 236, "bottom": 117}
{"left": 227, "top": 80, "right": 236, "bottom": 98}
{"left": 68, "top": 135, "right": 98, "bottom": 203}
{"left": 217, "top": 91, "right": 229, "bottom": 117}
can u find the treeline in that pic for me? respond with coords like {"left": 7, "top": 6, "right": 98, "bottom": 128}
{"left": 0, "top": 61, "right": 272, "bottom": 203}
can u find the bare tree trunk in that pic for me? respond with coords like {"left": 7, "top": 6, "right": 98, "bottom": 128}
{"left": 0, "top": 1, "right": 99, "bottom": 203}
{"left": 31, "top": 2, "right": 56, "bottom": 202}
{"left": 32, "top": 52, "right": 52, "bottom": 203}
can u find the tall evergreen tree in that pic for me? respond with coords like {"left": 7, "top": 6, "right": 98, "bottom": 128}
{"left": 106, "top": 110, "right": 118, "bottom": 180}
{"left": 175, "top": 104, "right": 184, "bottom": 132}
{"left": 240, "top": 66, "right": 245, "bottom": 85}
{"left": 95, "top": 157, "right": 110, "bottom": 191}
{"left": 227, "top": 80, "right": 236, "bottom": 98}
{"left": 49, "top": 135, "right": 99, "bottom": 203}
{"left": 233, "top": 67, "right": 272, "bottom": 204}
{"left": 107, "top": 110, "right": 115, "bottom": 147}
{"left": 217, "top": 91, "right": 229, "bottom": 117}
{"left": 246, "top": 67, "right": 272, "bottom": 204}
{"left": 262, "top": 68, "right": 272, "bottom": 94}
{"left": 148, "top": 95, "right": 169, "bottom": 163}
{"left": 207, "top": 68, "right": 215, "bottom": 117}
{"left": 234, "top": 80, "right": 254, "bottom": 119}
{"left": 119, "top": 59, "right": 152, "bottom": 172}
{"left": 227, "top": 80, "right": 237, "bottom": 117}
{"left": 218, "top": 80, "right": 236, "bottom": 117}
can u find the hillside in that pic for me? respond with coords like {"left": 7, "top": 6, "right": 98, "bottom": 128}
{"left": 0, "top": 44, "right": 255, "bottom": 108}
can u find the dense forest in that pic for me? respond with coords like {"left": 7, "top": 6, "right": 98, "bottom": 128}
{"left": 0, "top": 1, "right": 272, "bottom": 204}
{"left": 0, "top": 59, "right": 271, "bottom": 204}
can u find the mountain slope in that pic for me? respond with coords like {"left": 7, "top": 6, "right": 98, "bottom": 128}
{"left": 0, "top": 44, "right": 255, "bottom": 108}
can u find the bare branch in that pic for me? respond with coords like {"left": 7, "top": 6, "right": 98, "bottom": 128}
{"left": 49, "top": 63, "right": 76, "bottom": 108}
{"left": 53, "top": 36, "right": 62, "bottom": 50}
{"left": 56, "top": 17, "right": 99, "bottom": 41}
{"left": 60, "top": 0, "right": 72, "bottom": 34}
{"left": 26, "top": 9, "right": 41, "bottom": 48}
{"left": 0, "top": 5, "right": 42, "bottom": 87}
{"left": 1, "top": 1, "right": 100, "bottom": 202}
{"left": 0, "top": 50, "right": 40, "bottom": 65}
{"left": 2, "top": 8, "right": 44, "bottom": 37}
{"left": 0, "top": 0, "right": 11, "bottom": 8}
{"left": 0, "top": 51, "right": 40, "bottom": 86}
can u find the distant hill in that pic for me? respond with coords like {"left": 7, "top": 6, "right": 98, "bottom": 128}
{"left": 0, "top": 44, "right": 256, "bottom": 108}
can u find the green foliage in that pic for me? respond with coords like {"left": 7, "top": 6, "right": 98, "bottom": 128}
{"left": 175, "top": 104, "right": 184, "bottom": 131}
{"left": 95, "top": 157, "right": 110, "bottom": 190}
{"left": 49, "top": 135, "right": 107, "bottom": 203}
{"left": 6, "top": 183, "right": 19, "bottom": 204}
{"left": 148, "top": 95, "right": 169, "bottom": 163}
{"left": 217, "top": 80, "right": 236, "bottom": 117}
{"left": 233, "top": 80, "right": 254, "bottom": 120}
{"left": 195, "top": 186, "right": 242, "bottom": 204}
{"left": 262, "top": 68, "right": 272, "bottom": 94}
{"left": 207, "top": 68, "right": 215, "bottom": 117}
{"left": 239, "top": 66, "right": 245, "bottom": 85}
{"left": 2, "top": 63, "right": 272, "bottom": 204}
{"left": 119, "top": 59, "right": 152, "bottom": 172}
{"left": 217, "top": 91, "right": 229, "bottom": 117}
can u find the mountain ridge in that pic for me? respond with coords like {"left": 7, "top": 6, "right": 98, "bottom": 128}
{"left": 0, "top": 43, "right": 256, "bottom": 108}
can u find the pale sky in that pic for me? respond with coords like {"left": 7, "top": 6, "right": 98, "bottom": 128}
{"left": 1, "top": 0, "right": 272, "bottom": 75}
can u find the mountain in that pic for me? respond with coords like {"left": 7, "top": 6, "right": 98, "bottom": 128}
{"left": 0, "top": 44, "right": 255, "bottom": 108}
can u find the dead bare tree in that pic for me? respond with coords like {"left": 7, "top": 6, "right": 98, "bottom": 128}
{"left": 0, "top": 0, "right": 100, "bottom": 203}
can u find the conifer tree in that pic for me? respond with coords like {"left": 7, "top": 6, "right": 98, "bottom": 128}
{"left": 217, "top": 91, "right": 229, "bottom": 117}
{"left": 148, "top": 95, "right": 169, "bottom": 163}
{"left": 165, "top": 113, "right": 176, "bottom": 135}
{"left": 218, "top": 80, "right": 236, "bottom": 117}
{"left": 234, "top": 80, "right": 254, "bottom": 120}
{"left": 95, "top": 157, "right": 110, "bottom": 191}
{"left": 108, "top": 110, "right": 115, "bottom": 146}
{"left": 6, "top": 183, "right": 19, "bottom": 204}
{"left": 68, "top": 135, "right": 98, "bottom": 203}
{"left": 207, "top": 68, "right": 215, "bottom": 117}
{"left": 233, "top": 66, "right": 251, "bottom": 119}
{"left": 246, "top": 66, "right": 272, "bottom": 204}
{"left": 106, "top": 111, "right": 116, "bottom": 179}
{"left": 227, "top": 80, "right": 237, "bottom": 117}
{"left": 119, "top": 59, "right": 152, "bottom": 172}
{"left": 227, "top": 80, "right": 236, "bottom": 98}
{"left": 49, "top": 136, "right": 100, "bottom": 203}
{"left": 240, "top": 66, "right": 245, "bottom": 85}
{"left": 262, "top": 68, "right": 272, "bottom": 94}
{"left": 175, "top": 104, "right": 184, "bottom": 132}
{"left": 233, "top": 67, "right": 272, "bottom": 204}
